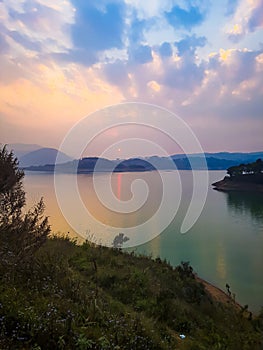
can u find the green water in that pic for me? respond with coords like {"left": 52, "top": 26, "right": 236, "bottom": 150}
{"left": 24, "top": 170, "right": 263, "bottom": 312}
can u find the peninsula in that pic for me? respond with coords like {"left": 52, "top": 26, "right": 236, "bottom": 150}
{"left": 212, "top": 159, "right": 263, "bottom": 192}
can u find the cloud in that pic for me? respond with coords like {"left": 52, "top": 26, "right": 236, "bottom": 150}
{"left": 124, "top": 0, "right": 171, "bottom": 20}
{"left": 0, "top": 31, "right": 9, "bottom": 53}
{"left": 7, "top": 30, "right": 42, "bottom": 52}
{"left": 225, "top": 0, "right": 240, "bottom": 16}
{"left": 103, "top": 59, "right": 130, "bottom": 88}
{"left": 0, "top": 60, "right": 124, "bottom": 146}
{"left": 102, "top": 45, "right": 263, "bottom": 135}
{"left": 129, "top": 44, "right": 153, "bottom": 64}
{"left": 54, "top": 49, "right": 98, "bottom": 66}
{"left": 69, "top": 1, "right": 125, "bottom": 65}
{"left": 175, "top": 35, "right": 207, "bottom": 56}
{"left": 147, "top": 80, "right": 161, "bottom": 92}
{"left": 0, "top": 0, "right": 262, "bottom": 153}
{"left": 128, "top": 17, "right": 147, "bottom": 45}
{"left": 205, "top": 48, "right": 259, "bottom": 87}
{"left": 0, "top": 1, "right": 131, "bottom": 72}
{"left": 138, "top": 35, "right": 208, "bottom": 92}
{"left": 180, "top": 48, "right": 263, "bottom": 121}
{"left": 0, "top": 0, "right": 74, "bottom": 54}
{"left": 166, "top": 5, "right": 205, "bottom": 30}
{"left": 159, "top": 42, "right": 173, "bottom": 57}
{"left": 248, "top": 1, "right": 263, "bottom": 31}
{"left": 162, "top": 58, "right": 205, "bottom": 91}
{"left": 226, "top": 0, "right": 263, "bottom": 42}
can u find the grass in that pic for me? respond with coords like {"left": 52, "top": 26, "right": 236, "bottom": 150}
{"left": 0, "top": 235, "right": 263, "bottom": 349}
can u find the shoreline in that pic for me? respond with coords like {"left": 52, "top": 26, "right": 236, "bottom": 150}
{"left": 196, "top": 276, "right": 242, "bottom": 310}
{"left": 24, "top": 168, "right": 224, "bottom": 174}
{"left": 212, "top": 177, "right": 263, "bottom": 193}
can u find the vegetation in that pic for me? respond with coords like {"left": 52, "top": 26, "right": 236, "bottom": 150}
{"left": 227, "top": 159, "right": 263, "bottom": 177}
{"left": 0, "top": 146, "right": 50, "bottom": 264}
{"left": 213, "top": 159, "right": 263, "bottom": 192}
{"left": 1, "top": 146, "right": 263, "bottom": 349}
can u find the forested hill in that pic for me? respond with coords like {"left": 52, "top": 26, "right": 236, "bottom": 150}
{"left": 213, "top": 159, "right": 263, "bottom": 192}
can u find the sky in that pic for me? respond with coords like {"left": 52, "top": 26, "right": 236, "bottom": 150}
{"left": 0, "top": 0, "right": 263, "bottom": 158}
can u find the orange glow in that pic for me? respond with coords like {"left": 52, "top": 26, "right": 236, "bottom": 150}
{"left": 0, "top": 61, "right": 124, "bottom": 145}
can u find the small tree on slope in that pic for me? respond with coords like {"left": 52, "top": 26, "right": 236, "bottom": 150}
{"left": 0, "top": 146, "right": 50, "bottom": 263}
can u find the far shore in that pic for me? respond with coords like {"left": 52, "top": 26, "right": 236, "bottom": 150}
{"left": 24, "top": 167, "right": 225, "bottom": 173}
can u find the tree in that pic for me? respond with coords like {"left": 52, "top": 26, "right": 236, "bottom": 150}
{"left": 227, "top": 165, "right": 242, "bottom": 177}
{"left": 176, "top": 261, "right": 194, "bottom": 278}
{"left": 227, "top": 159, "right": 263, "bottom": 177}
{"left": 0, "top": 146, "right": 50, "bottom": 262}
{"left": 0, "top": 146, "right": 25, "bottom": 228}
{"left": 255, "top": 158, "right": 263, "bottom": 174}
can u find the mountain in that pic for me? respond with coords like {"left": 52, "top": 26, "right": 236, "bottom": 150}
{"left": 146, "top": 156, "right": 238, "bottom": 170}
{"left": 26, "top": 157, "right": 155, "bottom": 173}
{"left": 204, "top": 152, "right": 263, "bottom": 162}
{"left": 78, "top": 157, "right": 113, "bottom": 172}
{"left": 24, "top": 151, "right": 263, "bottom": 172}
{"left": 5, "top": 143, "right": 42, "bottom": 158}
{"left": 171, "top": 152, "right": 263, "bottom": 163}
{"left": 205, "top": 157, "right": 237, "bottom": 170}
{"left": 19, "top": 148, "right": 73, "bottom": 167}
{"left": 114, "top": 158, "right": 155, "bottom": 171}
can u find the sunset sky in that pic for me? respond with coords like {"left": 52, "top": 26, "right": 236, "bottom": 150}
{"left": 0, "top": 0, "right": 263, "bottom": 157}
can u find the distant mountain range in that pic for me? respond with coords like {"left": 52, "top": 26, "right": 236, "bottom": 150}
{"left": 24, "top": 156, "right": 250, "bottom": 173}
{"left": 4, "top": 143, "right": 263, "bottom": 172}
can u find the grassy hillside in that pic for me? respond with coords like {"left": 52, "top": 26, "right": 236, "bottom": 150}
{"left": 0, "top": 236, "right": 262, "bottom": 350}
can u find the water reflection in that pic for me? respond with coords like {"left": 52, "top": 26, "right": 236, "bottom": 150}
{"left": 226, "top": 192, "right": 263, "bottom": 222}
{"left": 216, "top": 242, "right": 227, "bottom": 280}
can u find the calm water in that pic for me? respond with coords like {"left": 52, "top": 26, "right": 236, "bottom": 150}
{"left": 24, "top": 170, "right": 263, "bottom": 312}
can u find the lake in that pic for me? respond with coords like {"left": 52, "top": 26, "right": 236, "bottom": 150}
{"left": 24, "top": 170, "right": 263, "bottom": 312}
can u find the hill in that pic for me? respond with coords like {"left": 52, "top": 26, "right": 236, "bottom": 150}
{"left": 1, "top": 237, "right": 263, "bottom": 349}
{"left": 5, "top": 143, "right": 42, "bottom": 158}
{"left": 25, "top": 155, "right": 239, "bottom": 172}
{"left": 19, "top": 147, "right": 73, "bottom": 167}
{"left": 171, "top": 152, "right": 263, "bottom": 163}
{"left": 213, "top": 159, "right": 263, "bottom": 192}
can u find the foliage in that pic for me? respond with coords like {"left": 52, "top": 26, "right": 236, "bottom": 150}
{"left": 227, "top": 159, "right": 263, "bottom": 177}
{"left": 0, "top": 237, "right": 262, "bottom": 349}
{"left": 0, "top": 146, "right": 50, "bottom": 264}
{"left": 0, "top": 146, "right": 25, "bottom": 228}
